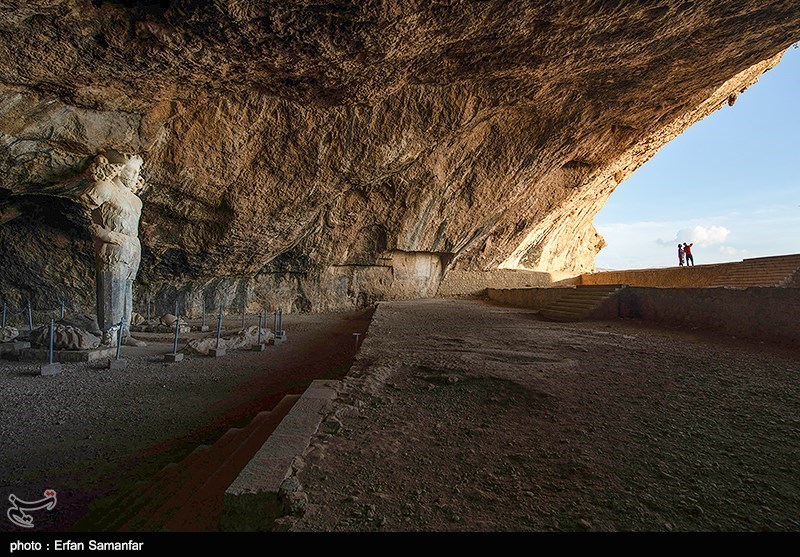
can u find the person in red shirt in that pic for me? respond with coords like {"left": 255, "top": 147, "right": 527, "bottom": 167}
{"left": 683, "top": 242, "right": 694, "bottom": 266}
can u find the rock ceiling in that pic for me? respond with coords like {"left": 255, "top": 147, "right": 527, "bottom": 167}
{"left": 1, "top": 1, "right": 798, "bottom": 311}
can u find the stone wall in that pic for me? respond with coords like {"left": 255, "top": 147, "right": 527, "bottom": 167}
{"left": 618, "top": 287, "right": 800, "bottom": 345}
{"left": 487, "top": 287, "right": 573, "bottom": 310}
{"left": 580, "top": 264, "right": 732, "bottom": 288}
{"left": 489, "top": 285, "right": 800, "bottom": 346}
{"left": 439, "top": 269, "right": 554, "bottom": 298}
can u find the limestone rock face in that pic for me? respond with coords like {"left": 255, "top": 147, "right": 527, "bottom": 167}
{"left": 0, "top": 2, "right": 798, "bottom": 312}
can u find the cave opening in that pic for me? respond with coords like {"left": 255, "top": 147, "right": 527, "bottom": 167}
{"left": 594, "top": 44, "right": 800, "bottom": 272}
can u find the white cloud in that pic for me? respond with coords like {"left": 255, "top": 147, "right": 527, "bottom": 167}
{"left": 719, "top": 245, "right": 747, "bottom": 256}
{"left": 657, "top": 225, "right": 730, "bottom": 247}
{"left": 596, "top": 210, "right": 800, "bottom": 270}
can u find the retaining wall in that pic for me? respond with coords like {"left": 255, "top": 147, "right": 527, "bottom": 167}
{"left": 580, "top": 264, "right": 731, "bottom": 288}
{"left": 619, "top": 287, "right": 800, "bottom": 345}
{"left": 437, "top": 269, "right": 557, "bottom": 298}
{"left": 487, "top": 286, "right": 574, "bottom": 309}
{"left": 489, "top": 286, "right": 800, "bottom": 346}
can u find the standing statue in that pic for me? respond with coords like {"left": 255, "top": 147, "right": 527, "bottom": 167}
{"left": 78, "top": 151, "right": 144, "bottom": 344}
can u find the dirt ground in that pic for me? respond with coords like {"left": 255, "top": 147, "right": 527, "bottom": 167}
{"left": 290, "top": 299, "right": 800, "bottom": 532}
{"left": 0, "top": 309, "right": 373, "bottom": 532}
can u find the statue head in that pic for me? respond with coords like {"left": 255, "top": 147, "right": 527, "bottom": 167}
{"left": 95, "top": 150, "right": 145, "bottom": 194}
{"left": 119, "top": 155, "right": 145, "bottom": 193}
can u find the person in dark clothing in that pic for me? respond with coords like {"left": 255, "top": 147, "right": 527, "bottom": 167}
{"left": 678, "top": 244, "right": 685, "bottom": 266}
{"left": 683, "top": 242, "right": 694, "bottom": 266}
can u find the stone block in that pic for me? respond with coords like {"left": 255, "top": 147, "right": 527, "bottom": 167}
{"left": 221, "top": 380, "right": 341, "bottom": 531}
{"left": 107, "top": 359, "right": 128, "bottom": 370}
{"left": 0, "top": 341, "right": 31, "bottom": 356}
{"left": 209, "top": 347, "right": 226, "bottom": 357}
{"left": 221, "top": 455, "right": 295, "bottom": 532}
{"left": 268, "top": 337, "right": 285, "bottom": 346}
{"left": 164, "top": 352, "right": 184, "bottom": 363}
{"left": 21, "top": 347, "right": 115, "bottom": 362}
{"left": 199, "top": 325, "right": 210, "bottom": 332}
{"left": 251, "top": 343, "right": 266, "bottom": 352}
{"left": 40, "top": 363, "right": 62, "bottom": 376}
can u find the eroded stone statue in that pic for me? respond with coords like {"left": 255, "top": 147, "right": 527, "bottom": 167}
{"left": 186, "top": 325, "right": 272, "bottom": 355}
{"left": 78, "top": 151, "right": 144, "bottom": 344}
{"left": 31, "top": 324, "right": 101, "bottom": 351}
{"left": 0, "top": 326, "right": 19, "bottom": 343}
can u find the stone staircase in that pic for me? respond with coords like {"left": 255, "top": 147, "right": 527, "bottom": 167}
{"left": 709, "top": 254, "right": 800, "bottom": 288}
{"left": 539, "top": 284, "right": 626, "bottom": 322}
{"left": 73, "top": 394, "right": 300, "bottom": 532}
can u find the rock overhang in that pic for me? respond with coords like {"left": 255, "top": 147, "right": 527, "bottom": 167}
{"left": 0, "top": 1, "right": 798, "bottom": 312}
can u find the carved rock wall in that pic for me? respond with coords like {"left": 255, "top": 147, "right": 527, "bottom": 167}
{"left": 1, "top": 2, "right": 798, "bottom": 312}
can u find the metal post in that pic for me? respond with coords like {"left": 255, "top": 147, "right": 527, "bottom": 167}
{"left": 278, "top": 308, "right": 283, "bottom": 335}
{"left": 48, "top": 319, "right": 55, "bottom": 365}
{"left": 116, "top": 317, "right": 124, "bottom": 360}
{"left": 273, "top": 310, "right": 278, "bottom": 335}
{"left": 60, "top": 301, "right": 65, "bottom": 319}
{"left": 2, "top": 303, "right": 5, "bottom": 328}
{"left": 216, "top": 304, "right": 223, "bottom": 349}
{"left": 27, "top": 299, "right": 33, "bottom": 332}
{"left": 201, "top": 299, "right": 206, "bottom": 328}
{"left": 257, "top": 313, "right": 263, "bottom": 345}
{"left": 171, "top": 300, "right": 179, "bottom": 352}
{"left": 146, "top": 295, "right": 151, "bottom": 321}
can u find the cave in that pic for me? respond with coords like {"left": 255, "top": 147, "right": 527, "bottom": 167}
{"left": 1, "top": 1, "right": 799, "bottom": 536}
{"left": 1, "top": 1, "right": 797, "bottom": 315}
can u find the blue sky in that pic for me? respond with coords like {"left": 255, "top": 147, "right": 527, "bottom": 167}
{"left": 595, "top": 44, "right": 800, "bottom": 270}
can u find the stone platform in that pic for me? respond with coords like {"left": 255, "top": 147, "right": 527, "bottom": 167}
{"left": 0, "top": 341, "right": 31, "bottom": 356}
{"left": 221, "top": 379, "right": 338, "bottom": 531}
{"left": 20, "top": 347, "right": 116, "bottom": 362}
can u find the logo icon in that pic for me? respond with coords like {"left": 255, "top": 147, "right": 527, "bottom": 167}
{"left": 7, "top": 490, "right": 57, "bottom": 528}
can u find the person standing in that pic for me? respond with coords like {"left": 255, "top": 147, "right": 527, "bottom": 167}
{"left": 678, "top": 244, "right": 685, "bottom": 266}
{"left": 683, "top": 242, "right": 694, "bottom": 266}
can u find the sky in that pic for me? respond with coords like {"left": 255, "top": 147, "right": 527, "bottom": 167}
{"left": 594, "top": 44, "right": 800, "bottom": 270}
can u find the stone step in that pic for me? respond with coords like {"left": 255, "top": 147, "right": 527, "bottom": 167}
{"left": 78, "top": 443, "right": 212, "bottom": 532}
{"left": 130, "top": 414, "right": 273, "bottom": 531}
{"left": 111, "top": 395, "right": 300, "bottom": 532}
{"left": 161, "top": 395, "right": 301, "bottom": 532}
{"left": 716, "top": 269, "right": 797, "bottom": 276}
{"left": 712, "top": 276, "right": 792, "bottom": 285}
{"left": 106, "top": 428, "right": 246, "bottom": 532}
{"left": 742, "top": 254, "right": 800, "bottom": 264}
{"left": 539, "top": 285, "right": 626, "bottom": 323}
{"left": 221, "top": 380, "right": 340, "bottom": 532}
{"left": 555, "top": 294, "right": 616, "bottom": 303}
{"left": 549, "top": 300, "right": 600, "bottom": 309}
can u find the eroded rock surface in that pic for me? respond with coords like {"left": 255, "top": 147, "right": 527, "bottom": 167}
{"left": 31, "top": 324, "right": 101, "bottom": 351}
{"left": 186, "top": 325, "right": 272, "bottom": 355}
{"left": 0, "top": 326, "right": 19, "bottom": 343}
{"left": 1, "top": 2, "right": 798, "bottom": 312}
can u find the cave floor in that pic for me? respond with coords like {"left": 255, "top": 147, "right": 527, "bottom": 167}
{"left": 0, "top": 308, "right": 373, "bottom": 532}
{"left": 290, "top": 299, "right": 800, "bottom": 532}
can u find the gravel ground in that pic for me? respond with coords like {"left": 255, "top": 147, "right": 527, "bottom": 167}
{"left": 0, "top": 309, "right": 372, "bottom": 532}
{"left": 290, "top": 299, "right": 800, "bottom": 532}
